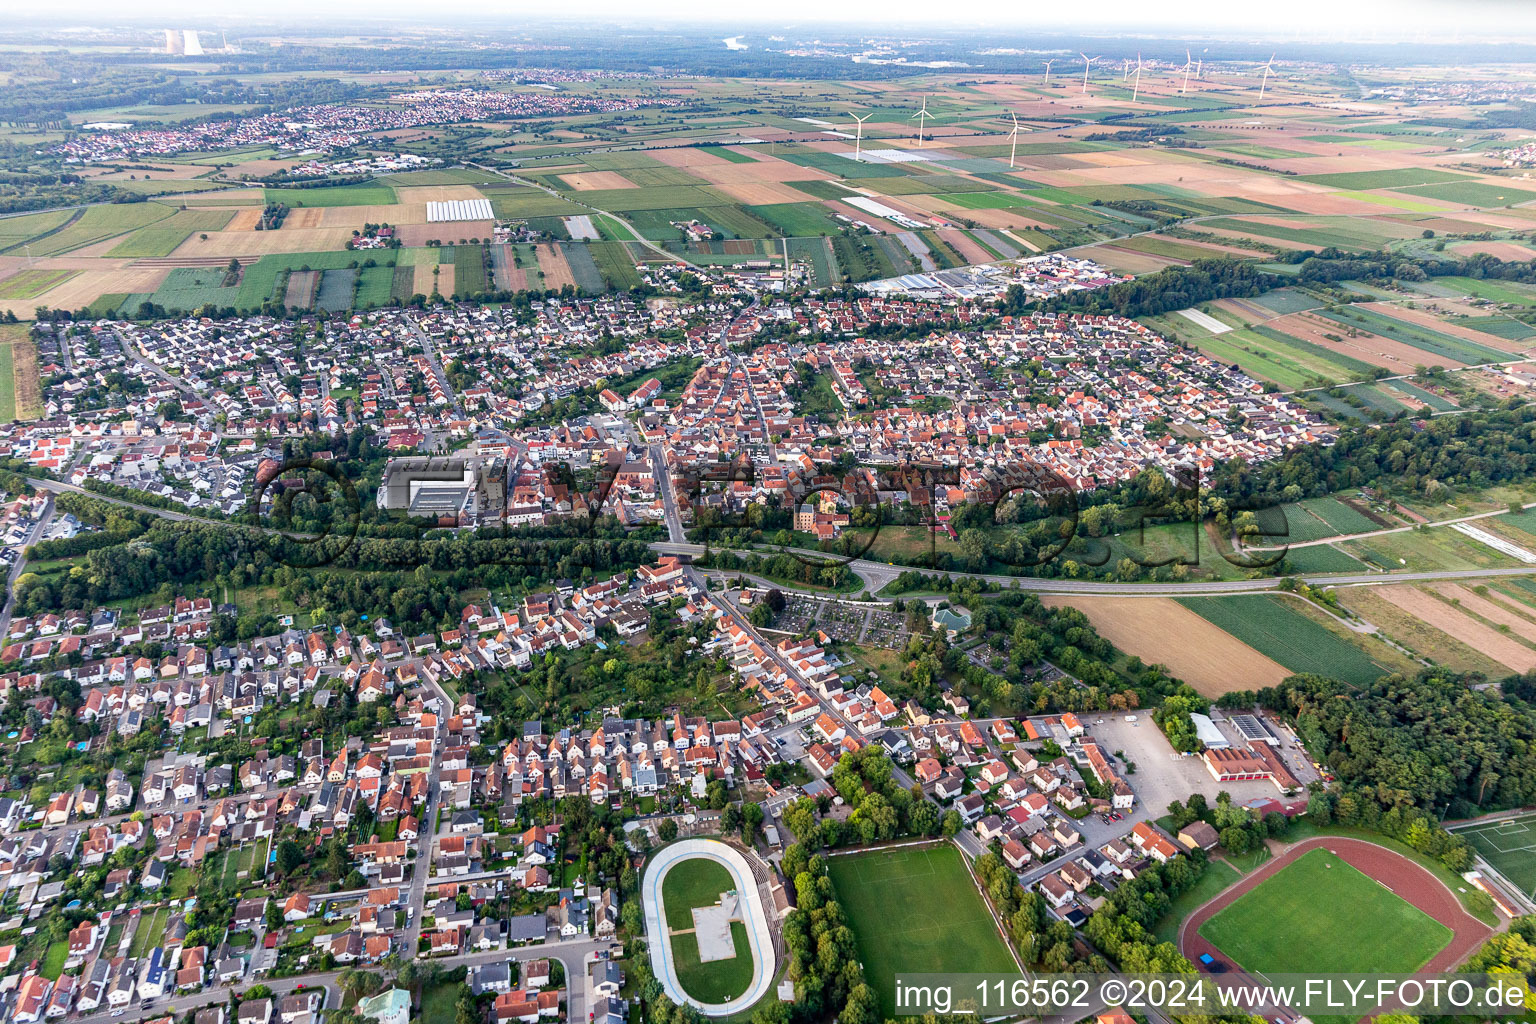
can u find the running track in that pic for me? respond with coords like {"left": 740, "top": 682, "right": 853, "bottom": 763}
{"left": 1180, "top": 838, "right": 1494, "bottom": 976}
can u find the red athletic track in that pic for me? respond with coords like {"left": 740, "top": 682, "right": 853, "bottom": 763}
{"left": 1180, "top": 837, "right": 1494, "bottom": 978}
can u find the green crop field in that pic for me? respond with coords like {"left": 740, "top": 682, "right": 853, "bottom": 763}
{"left": 0, "top": 331, "right": 17, "bottom": 421}
{"left": 1433, "top": 276, "right": 1536, "bottom": 305}
{"left": 380, "top": 168, "right": 500, "bottom": 185}
{"left": 390, "top": 265, "right": 418, "bottom": 302}
{"left": 107, "top": 208, "right": 236, "bottom": 258}
{"left": 574, "top": 185, "right": 733, "bottom": 212}
{"left": 589, "top": 241, "right": 641, "bottom": 290}
{"left": 263, "top": 184, "right": 398, "bottom": 207}
{"left": 698, "top": 205, "right": 777, "bottom": 239}
{"left": 1277, "top": 503, "right": 1343, "bottom": 543}
{"left": 1397, "top": 180, "right": 1536, "bottom": 208}
{"left": 1456, "top": 812, "right": 1536, "bottom": 899}
{"left": 593, "top": 213, "right": 638, "bottom": 241}
{"left": 235, "top": 251, "right": 362, "bottom": 309}
{"left": 828, "top": 844, "right": 1016, "bottom": 1020}
{"left": 1199, "top": 849, "right": 1452, "bottom": 974}
{"left": 1280, "top": 544, "right": 1369, "bottom": 573}
{"left": 561, "top": 242, "right": 606, "bottom": 293}
{"left": 788, "top": 236, "right": 838, "bottom": 287}
{"left": 481, "top": 185, "right": 587, "bottom": 218}
{"left": 1298, "top": 168, "right": 1471, "bottom": 190}
{"left": 747, "top": 202, "right": 843, "bottom": 236}
{"left": 1176, "top": 595, "right": 1388, "bottom": 687}
{"left": 939, "top": 191, "right": 1042, "bottom": 210}
{"left": 791, "top": 179, "right": 861, "bottom": 201}
{"left": 354, "top": 265, "right": 396, "bottom": 307}
{"left": 1292, "top": 496, "right": 1381, "bottom": 535}
{"left": 148, "top": 267, "right": 241, "bottom": 311}
{"left": 1315, "top": 306, "right": 1510, "bottom": 365}
{"left": 622, "top": 165, "right": 707, "bottom": 187}
{"left": 315, "top": 268, "right": 356, "bottom": 312}
{"left": 696, "top": 145, "right": 756, "bottom": 163}
{"left": 452, "top": 244, "right": 490, "bottom": 295}
{"left": 1186, "top": 326, "right": 1359, "bottom": 390}
{"left": 1199, "top": 217, "right": 1395, "bottom": 250}
{"left": 30, "top": 203, "right": 176, "bottom": 256}
{"left": 0, "top": 268, "right": 78, "bottom": 300}
{"left": 0, "top": 209, "right": 74, "bottom": 252}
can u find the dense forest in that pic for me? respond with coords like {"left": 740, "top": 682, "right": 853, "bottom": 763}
{"left": 1259, "top": 670, "right": 1536, "bottom": 822}
{"left": 14, "top": 494, "right": 656, "bottom": 634}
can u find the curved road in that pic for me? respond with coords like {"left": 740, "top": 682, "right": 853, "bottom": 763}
{"left": 649, "top": 539, "right": 1536, "bottom": 596}
{"left": 36, "top": 471, "right": 1536, "bottom": 599}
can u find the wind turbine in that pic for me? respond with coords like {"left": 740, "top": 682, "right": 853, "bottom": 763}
{"left": 1042, "top": 58, "right": 1055, "bottom": 88}
{"left": 910, "top": 94, "right": 932, "bottom": 146}
{"left": 1007, "top": 112, "right": 1029, "bottom": 169}
{"left": 1121, "top": 58, "right": 1131, "bottom": 81}
{"left": 847, "top": 111, "right": 872, "bottom": 161}
{"left": 1181, "top": 49, "right": 1194, "bottom": 94}
{"left": 1131, "top": 52, "right": 1144, "bottom": 102}
{"left": 1258, "top": 53, "right": 1278, "bottom": 101}
{"left": 1080, "top": 53, "right": 1098, "bottom": 95}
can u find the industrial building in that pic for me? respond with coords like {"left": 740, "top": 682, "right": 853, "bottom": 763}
{"left": 376, "top": 456, "right": 504, "bottom": 520}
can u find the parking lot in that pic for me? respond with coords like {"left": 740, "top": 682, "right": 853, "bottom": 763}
{"left": 1085, "top": 715, "right": 1285, "bottom": 819}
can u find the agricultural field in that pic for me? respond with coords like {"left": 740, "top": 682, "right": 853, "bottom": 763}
{"left": 263, "top": 184, "right": 398, "bottom": 207}
{"left": 1175, "top": 594, "right": 1391, "bottom": 687}
{"left": 1315, "top": 306, "right": 1512, "bottom": 366}
{"left": 106, "top": 208, "right": 236, "bottom": 257}
{"left": 589, "top": 240, "right": 642, "bottom": 290}
{"left": 0, "top": 268, "right": 78, "bottom": 300}
{"left": 1041, "top": 596, "right": 1291, "bottom": 696}
{"left": 1198, "top": 849, "right": 1452, "bottom": 974}
{"left": 0, "top": 322, "right": 40, "bottom": 421}
{"left": 28, "top": 203, "right": 176, "bottom": 256}
{"left": 1337, "top": 584, "right": 1525, "bottom": 677}
{"left": 354, "top": 265, "right": 396, "bottom": 307}
{"left": 147, "top": 267, "right": 241, "bottom": 311}
{"left": 451, "top": 244, "right": 491, "bottom": 295}
{"left": 827, "top": 844, "right": 1016, "bottom": 1020}
{"left": 315, "top": 268, "right": 357, "bottom": 312}
{"left": 0, "top": 209, "right": 75, "bottom": 252}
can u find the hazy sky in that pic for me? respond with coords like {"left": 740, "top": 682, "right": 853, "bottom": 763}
{"left": 22, "top": 0, "right": 1536, "bottom": 39}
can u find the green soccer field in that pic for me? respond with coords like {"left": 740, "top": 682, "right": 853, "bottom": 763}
{"left": 827, "top": 844, "right": 1017, "bottom": 1019}
{"left": 1457, "top": 813, "right": 1536, "bottom": 898}
{"left": 1198, "top": 849, "right": 1452, "bottom": 974}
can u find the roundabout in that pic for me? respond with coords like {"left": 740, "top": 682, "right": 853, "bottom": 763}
{"left": 642, "top": 838, "right": 777, "bottom": 1016}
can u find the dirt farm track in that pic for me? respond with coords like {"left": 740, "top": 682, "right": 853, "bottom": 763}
{"left": 1180, "top": 838, "right": 1494, "bottom": 976}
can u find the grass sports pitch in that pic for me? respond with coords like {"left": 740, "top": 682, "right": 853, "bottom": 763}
{"left": 827, "top": 844, "right": 1016, "bottom": 1019}
{"left": 659, "top": 856, "right": 755, "bottom": 1005}
{"left": 1457, "top": 813, "right": 1536, "bottom": 899}
{"left": 1198, "top": 849, "right": 1452, "bottom": 974}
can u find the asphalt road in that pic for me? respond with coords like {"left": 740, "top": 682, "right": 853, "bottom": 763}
{"left": 649, "top": 540, "right": 1536, "bottom": 595}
